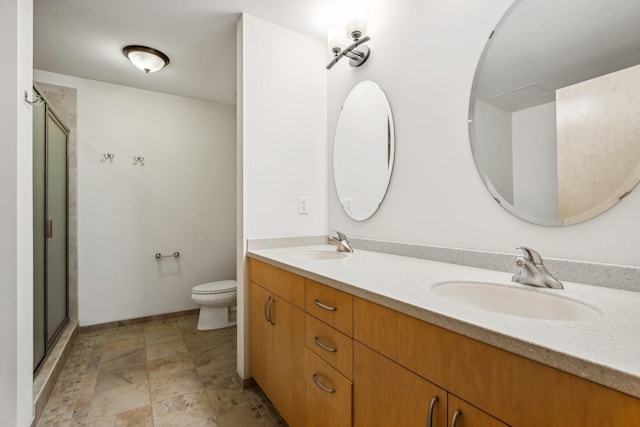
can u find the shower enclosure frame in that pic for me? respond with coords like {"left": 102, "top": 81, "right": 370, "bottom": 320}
{"left": 33, "top": 87, "right": 70, "bottom": 374}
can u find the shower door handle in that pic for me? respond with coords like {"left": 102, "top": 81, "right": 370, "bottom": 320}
{"left": 47, "top": 220, "right": 53, "bottom": 238}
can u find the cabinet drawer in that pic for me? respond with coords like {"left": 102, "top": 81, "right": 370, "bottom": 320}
{"left": 304, "top": 348, "right": 352, "bottom": 427}
{"left": 249, "top": 258, "right": 305, "bottom": 309}
{"left": 306, "top": 314, "right": 353, "bottom": 380}
{"left": 306, "top": 279, "right": 353, "bottom": 336}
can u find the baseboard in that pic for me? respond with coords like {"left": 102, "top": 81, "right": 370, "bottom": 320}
{"left": 78, "top": 308, "right": 199, "bottom": 333}
{"left": 236, "top": 371, "right": 256, "bottom": 390}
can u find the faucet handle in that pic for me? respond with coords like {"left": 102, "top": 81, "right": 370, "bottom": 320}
{"left": 516, "top": 246, "right": 543, "bottom": 265}
{"left": 331, "top": 230, "right": 347, "bottom": 241}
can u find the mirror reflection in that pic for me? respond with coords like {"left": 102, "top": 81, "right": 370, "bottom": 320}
{"left": 470, "top": 0, "right": 640, "bottom": 226}
{"left": 333, "top": 80, "right": 395, "bottom": 221}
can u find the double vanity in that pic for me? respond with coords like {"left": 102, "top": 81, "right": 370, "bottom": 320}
{"left": 248, "top": 243, "right": 640, "bottom": 426}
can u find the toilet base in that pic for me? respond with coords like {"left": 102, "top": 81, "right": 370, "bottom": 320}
{"left": 197, "top": 305, "right": 237, "bottom": 330}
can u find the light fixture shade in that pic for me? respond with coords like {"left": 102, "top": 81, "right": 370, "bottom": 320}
{"left": 123, "top": 45, "right": 169, "bottom": 73}
{"left": 327, "top": 27, "right": 346, "bottom": 55}
{"left": 346, "top": 17, "right": 367, "bottom": 40}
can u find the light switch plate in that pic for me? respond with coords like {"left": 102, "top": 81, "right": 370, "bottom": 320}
{"left": 298, "top": 196, "right": 309, "bottom": 214}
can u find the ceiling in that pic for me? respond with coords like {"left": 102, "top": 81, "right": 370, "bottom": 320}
{"left": 474, "top": 0, "right": 640, "bottom": 112}
{"left": 34, "top": 0, "right": 378, "bottom": 105}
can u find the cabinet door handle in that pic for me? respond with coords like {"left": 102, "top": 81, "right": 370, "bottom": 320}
{"left": 263, "top": 297, "right": 271, "bottom": 322}
{"left": 267, "top": 297, "right": 275, "bottom": 325}
{"left": 312, "top": 373, "right": 336, "bottom": 394}
{"left": 314, "top": 298, "right": 337, "bottom": 311}
{"left": 314, "top": 336, "right": 337, "bottom": 353}
{"left": 427, "top": 396, "right": 438, "bottom": 427}
{"left": 47, "top": 220, "right": 53, "bottom": 238}
{"left": 450, "top": 409, "right": 462, "bottom": 427}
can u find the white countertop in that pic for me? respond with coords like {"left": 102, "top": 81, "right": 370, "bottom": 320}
{"left": 248, "top": 244, "right": 640, "bottom": 399}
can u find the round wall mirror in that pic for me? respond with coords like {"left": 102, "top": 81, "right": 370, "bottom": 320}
{"left": 333, "top": 81, "right": 395, "bottom": 221}
{"left": 469, "top": 0, "right": 640, "bottom": 226}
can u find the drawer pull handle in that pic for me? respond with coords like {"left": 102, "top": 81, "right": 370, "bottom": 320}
{"left": 263, "top": 297, "right": 271, "bottom": 322}
{"left": 314, "top": 336, "right": 337, "bottom": 353}
{"left": 427, "top": 396, "right": 438, "bottom": 427}
{"left": 450, "top": 409, "right": 461, "bottom": 427}
{"left": 314, "top": 299, "right": 337, "bottom": 311}
{"left": 267, "top": 297, "right": 275, "bottom": 325}
{"left": 312, "top": 373, "right": 336, "bottom": 394}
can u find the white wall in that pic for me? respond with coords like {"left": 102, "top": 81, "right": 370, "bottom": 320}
{"left": 0, "top": 0, "right": 33, "bottom": 424}
{"left": 327, "top": 0, "right": 640, "bottom": 267}
{"left": 34, "top": 71, "right": 237, "bottom": 326}
{"left": 512, "top": 101, "right": 558, "bottom": 219}
{"left": 474, "top": 100, "right": 513, "bottom": 204}
{"left": 237, "top": 14, "right": 327, "bottom": 378}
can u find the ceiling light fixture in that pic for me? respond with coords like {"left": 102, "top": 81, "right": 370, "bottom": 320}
{"left": 326, "top": 18, "right": 371, "bottom": 70}
{"left": 122, "top": 45, "right": 170, "bottom": 74}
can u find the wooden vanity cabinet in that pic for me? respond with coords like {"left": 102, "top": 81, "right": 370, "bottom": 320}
{"left": 249, "top": 259, "right": 640, "bottom": 427}
{"left": 249, "top": 260, "right": 305, "bottom": 426}
{"left": 353, "top": 296, "right": 640, "bottom": 427}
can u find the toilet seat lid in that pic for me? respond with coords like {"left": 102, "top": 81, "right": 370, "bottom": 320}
{"left": 192, "top": 280, "right": 237, "bottom": 295}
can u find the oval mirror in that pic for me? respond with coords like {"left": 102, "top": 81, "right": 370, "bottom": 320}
{"left": 469, "top": 0, "right": 640, "bottom": 226}
{"left": 333, "top": 80, "right": 395, "bottom": 221}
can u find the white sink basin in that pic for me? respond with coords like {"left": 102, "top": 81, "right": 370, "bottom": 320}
{"left": 286, "top": 250, "right": 349, "bottom": 261}
{"left": 432, "top": 281, "right": 600, "bottom": 321}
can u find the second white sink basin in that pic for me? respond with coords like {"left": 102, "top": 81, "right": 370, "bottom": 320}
{"left": 287, "top": 250, "right": 349, "bottom": 261}
{"left": 432, "top": 281, "right": 600, "bottom": 321}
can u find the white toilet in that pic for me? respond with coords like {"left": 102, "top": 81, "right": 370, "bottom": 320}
{"left": 191, "top": 280, "right": 237, "bottom": 330}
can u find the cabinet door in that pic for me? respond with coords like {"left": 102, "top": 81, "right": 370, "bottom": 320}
{"left": 249, "top": 282, "right": 271, "bottom": 391}
{"left": 250, "top": 282, "right": 306, "bottom": 426}
{"left": 270, "top": 294, "right": 306, "bottom": 427}
{"left": 354, "top": 341, "right": 447, "bottom": 427}
{"left": 448, "top": 395, "right": 509, "bottom": 427}
{"left": 305, "top": 348, "right": 352, "bottom": 427}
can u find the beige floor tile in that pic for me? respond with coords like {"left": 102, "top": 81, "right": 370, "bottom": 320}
{"left": 38, "top": 318, "right": 285, "bottom": 427}
{"left": 147, "top": 351, "right": 195, "bottom": 375}
{"left": 87, "top": 404, "right": 153, "bottom": 427}
{"left": 150, "top": 367, "right": 204, "bottom": 403}
{"left": 193, "top": 344, "right": 237, "bottom": 377}
{"left": 100, "top": 347, "right": 147, "bottom": 371}
{"left": 145, "top": 327, "right": 183, "bottom": 346}
{"left": 103, "top": 335, "right": 145, "bottom": 353}
{"left": 115, "top": 405, "right": 154, "bottom": 427}
{"left": 88, "top": 381, "right": 151, "bottom": 421}
{"left": 142, "top": 320, "right": 179, "bottom": 334}
{"left": 146, "top": 337, "right": 189, "bottom": 360}
{"left": 152, "top": 390, "right": 216, "bottom": 427}
{"left": 94, "top": 362, "right": 149, "bottom": 397}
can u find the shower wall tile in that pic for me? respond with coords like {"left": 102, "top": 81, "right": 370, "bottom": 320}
{"left": 68, "top": 166, "right": 78, "bottom": 194}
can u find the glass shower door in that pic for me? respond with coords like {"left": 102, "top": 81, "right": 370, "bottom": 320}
{"left": 33, "top": 96, "right": 46, "bottom": 369}
{"left": 45, "top": 111, "right": 68, "bottom": 345}
{"left": 33, "top": 90, "right": 69, "bottom": 372}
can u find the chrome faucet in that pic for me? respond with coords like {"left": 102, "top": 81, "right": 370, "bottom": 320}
{"left": 512, "top": 247, "right": 563, "bottom": 289}
{"left": 328, "top": 230, "right": 354, "bottom": 253}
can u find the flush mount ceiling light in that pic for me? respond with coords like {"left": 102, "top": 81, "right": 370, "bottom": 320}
{"left": 326, "top": 18, "right": 371, "bottom": 70}
{"left": 122, "top": 45, "right": 170, "bottom": 74}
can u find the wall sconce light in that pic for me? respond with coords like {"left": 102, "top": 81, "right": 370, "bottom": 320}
{"left": 123, "top": 45, "right": 170, "bottom": 74}
{"left": 326, "top": 19, "right": 371, "bottom": 70}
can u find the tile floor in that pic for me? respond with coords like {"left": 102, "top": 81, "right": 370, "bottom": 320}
{"left": 36, "top": 315, "right": 286, "bottom": 426}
